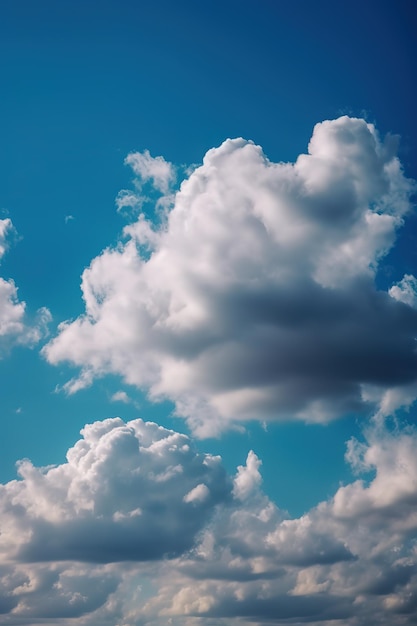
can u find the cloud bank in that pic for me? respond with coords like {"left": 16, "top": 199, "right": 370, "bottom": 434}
{"left": 1, "top": 416, "right": 417, "bottom": 625}
{"left": 0, "top": 218, "right": 50, "bottom": 352}
{"left": 44, "top": 117, "right": 417, "bottom": 436}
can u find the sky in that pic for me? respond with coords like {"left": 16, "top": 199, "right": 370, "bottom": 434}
{"left": 0, "top": 0, "right": 417, "bottom": 624}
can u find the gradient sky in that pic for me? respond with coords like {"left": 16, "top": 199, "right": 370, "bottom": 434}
{"left": 0, "top": 1, "right": 417, "bottom": 625}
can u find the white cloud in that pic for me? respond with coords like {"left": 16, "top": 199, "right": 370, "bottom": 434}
{"left": 1, "top": 416, "right": 417, "bottom": 624}
{"left": 0, "top": 277, "right": 26, "bottom": 337}
{"left": 125, "top": 149, "right": 175, "bottom": 195}
{"left": 232, "top": 450, "right": 262, "bottom": 500}
{"left": 0, "top": 217, "right": 13, "bottom": 259}
{"left": 183, "top": 483, "right": 210, "bottom": 504}
{"left": 110, "top": 390, "right": 131, "bottom": 404}
{"left": 116, "top": 149, "right": 176, "bottom": 217}
{"left": 0, "top": 417, "right": 230, "bottom": 566}
{"left": 0, "top": 220, "right": 26, "bottom": 341}
{"left": 115, "top": 189, "right": 143, "bottom": 213}
{"left": 0, "top": 218, "right": 51, "bottom": 353}
{"left": 389, "top": 274, "right": 417, "bottom": 308}
{"left": 43, "top": 117, "right": 417, "bottom": 436}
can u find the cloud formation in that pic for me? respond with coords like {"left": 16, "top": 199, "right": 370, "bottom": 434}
{"left": 0, "top": 418, "right": 229, "bottom": 566}
{"left": 0, "top": 218, "right": 51, "bottom": 352}
{"left": 1, "top": 416, "right": 417, "bottom": 625}
{"left": 44, "top": 117, "right": 417, "bottom": 435}
{"left": 116, "top": 419, "right": 417, "bottom": 626}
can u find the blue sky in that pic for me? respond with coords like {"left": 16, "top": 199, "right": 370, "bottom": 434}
{"left": 0, "top": 1, "right": 417, "bottom": 624}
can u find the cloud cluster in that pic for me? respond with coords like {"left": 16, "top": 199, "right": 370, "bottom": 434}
{"left": 44, "top": 117, "right": 417, "bottom": 436}
{"left": 142, "top": 421, "right": 416, "bottom": 626}
{"left": 1, "top": 416, "right": 417, "bottom": 625}
{"left": 0, "top": 218, "right": 50, "bottom": 352}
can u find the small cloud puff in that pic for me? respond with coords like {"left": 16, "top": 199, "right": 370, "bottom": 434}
{"left": 233, "top": 450, "right": 262, "bottom": 500}
{"left": 110, "top": 390, "right": 131, "bottom": 404}
{"left": 125, "top": 149, "right": 175, "bottom": 195}
{"left": 183, "top": 483, "right": 210, "bottom": 504}
{"left": 389, "top": 274, "right": 417, "bottom": 308}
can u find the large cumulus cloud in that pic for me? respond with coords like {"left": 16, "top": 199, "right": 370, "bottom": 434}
{"left": 44, "top": 117, "right": 416, "bottom": 436}
{"left": 2, "top": 416, "right": 417, "bottom": 624}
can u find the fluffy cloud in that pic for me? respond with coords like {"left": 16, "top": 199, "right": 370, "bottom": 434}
{"left": 1, "top": 416, "right": 417, "bottom": 624}
{"left": 44, "top": 117, "right": 417, "bottom": 436}
{"left": 390, "top": 274, "right": 417, "bottom": 308}
{"left": 0, "top": 418, "right": 229, "bottom": 566}
{"left": 111, "top": 390, "right": 133, "bottom": 404}
{"left": 0, "top": 417, "right": 230, "bottom": 624}
{"left": 141, "top": 419, "right": 417, "bottom": 626}
{"left": 0, "top": 218, "right": 51, "bottom": 352}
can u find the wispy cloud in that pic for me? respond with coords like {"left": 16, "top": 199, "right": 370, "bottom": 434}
{"left": 125, "top": 149, "right": 175, "bottom": 195}
{"left": 116, "top": 149, "right": 176, "bottom": 217}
